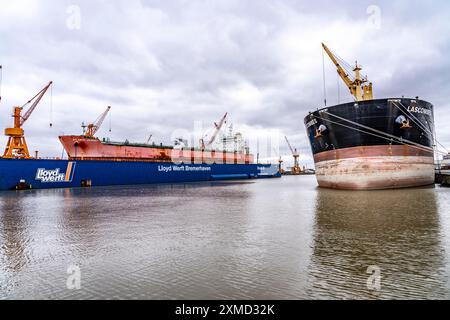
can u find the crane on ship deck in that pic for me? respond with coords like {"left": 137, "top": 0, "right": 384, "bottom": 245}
{"left": 3, "top": 81, "right": 53, "bottom": 159}
{"left": 200, "top": 112, "right": 228, "bottom": 150}
{"left": 83, "top": 106, "right": 111, "bottom": 138}
{"left": 285, "top": 136, "right": 301, "bottom": 175}
{"left": 322, "top": 43, "right": 373, "bottom": 102}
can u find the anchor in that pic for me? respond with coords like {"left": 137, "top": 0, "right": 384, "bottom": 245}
{"left": 401, "top": 119, "right": 412, "bottom": 129}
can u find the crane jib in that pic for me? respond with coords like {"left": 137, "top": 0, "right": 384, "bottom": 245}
{"left": 20, "top": 82, "right": 53, "bottom": 125}
{"left": 322, "top": 43, "right": 373, "bottom": 102}
{"left": 3, "top": 81, "right": 53, "bottom": 159}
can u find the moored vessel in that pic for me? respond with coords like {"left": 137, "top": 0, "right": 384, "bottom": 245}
{"left": 0, "top": 83, "right": 280, "bottom": 191}
{"left": 58, "top": 136, "right": 254, "bottom": 164}
{"left": 304, "top": 44, "right": 435, "bottom": 190}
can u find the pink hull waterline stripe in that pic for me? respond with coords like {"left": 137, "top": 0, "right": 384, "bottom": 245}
{"left": 313, "top": 145, "right": 433, "bottom": 163}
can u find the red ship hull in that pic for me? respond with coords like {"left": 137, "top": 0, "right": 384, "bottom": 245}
{"left": 59, "top": 136, "right": 254, "bottom": 164}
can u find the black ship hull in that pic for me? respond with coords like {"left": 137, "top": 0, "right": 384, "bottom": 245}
{"left": 304, "top": 98, "right": 435, "bottom": 190}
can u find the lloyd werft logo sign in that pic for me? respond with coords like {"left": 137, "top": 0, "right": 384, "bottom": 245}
{"left": 35, "top": 162, "right": 76, "bottom": 183}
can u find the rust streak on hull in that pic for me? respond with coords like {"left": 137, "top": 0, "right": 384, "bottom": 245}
{"left": 314, "top": 146, "right": 434, "bottom": 190}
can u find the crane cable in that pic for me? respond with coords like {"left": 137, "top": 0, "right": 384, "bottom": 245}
{"left": 321, "top": 110, "right": 436, "bottom": 153}
{"left": 392, "top": 100, "right": 433, "bottom": 135}
{"left": 391, "top": 100, "right": 449, "bottom": 154}
{"left": 312, "top": 110, "right": 448, "bottom": 156}
{"left": 50, "top": 82, "right": 53, "bottom": 127}
{"left": 311, "top": 113, "right": 442, "bottom": 155}
{"left": 0, "top": 65, "right": 3, "bottom": 103}
{"left": 337, "top": 72, "right": 341, "bottom": 104}
{"left": 331, "top": 48, "right": 371, "bottom": 85}
{"left": 398, "top": 101, "right": 448, "bottom": 154}
{"left": 330, "top": 49, "right": 356, "bottom": 81}
{"left": 322, "top": 48, "right": 327, "bottom": 106}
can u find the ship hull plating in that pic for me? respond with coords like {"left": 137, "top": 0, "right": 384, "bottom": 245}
{"left": 315, "top": 146, "right": 434, "bottom": 190}
{"left": 305, "top": 98, "right": 435, "bottom": 190}
{"left": 59, "top": 136, "right": 254, "bottom": 164}
{"left": 0, "top": 158, "right": 280, "bottom": 191}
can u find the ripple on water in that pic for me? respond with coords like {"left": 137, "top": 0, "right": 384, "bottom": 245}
{"left": 1, "top": 177, "right": 450, "bottom": 299}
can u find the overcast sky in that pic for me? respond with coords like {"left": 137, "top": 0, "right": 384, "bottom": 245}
{"left": 1, "top": 0, "right": 449, "bottom": 166}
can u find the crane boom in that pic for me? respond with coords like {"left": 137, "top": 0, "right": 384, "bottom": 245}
{"left": 3, "top": 81, "right": 53, "bottom": 159}
{"left": 205, "top": 112, "right": 228, "bottom": 147}
{"left": 85, "top": 106, "right": 111, "bottom": 138}
{"left": 322, "top": 43, "right": 354, "bottom": 95}
{"left": 284, "top": 136, "right": 301, "bottom": 174}
{"left": 285, "top": 136, "right": 295, "bottom": 155}
{"left": 322, "top": 43, "right": 373, "bottom": 102}
{"left": 20, "top": 81, "right": 53, "bottom": 125}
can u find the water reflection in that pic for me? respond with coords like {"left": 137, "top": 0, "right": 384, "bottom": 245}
{"left": 307, "top": 186, "right": 449, "bottom": 299}
{"left": 1, "top": 178, "right": 449, "bottom": 299}
{"left": 0, "top": 194, "right": 31, "bottom": 273}
{"left": 0, "top": 193, "right": 34, "bottom": 296}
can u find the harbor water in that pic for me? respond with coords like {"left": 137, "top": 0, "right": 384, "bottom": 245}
{"left": 1, "top": 176, "right": 450, "bottom": 299}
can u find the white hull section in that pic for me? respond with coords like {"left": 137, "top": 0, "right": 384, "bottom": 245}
{"left": 315, "top": 156, "right": 434, "bottom": 190}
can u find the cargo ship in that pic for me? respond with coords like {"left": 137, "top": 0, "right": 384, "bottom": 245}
{"left": 0, "top": 83, "right": 280, "bottom": 191}
{"left": 303, "top": 44, "right": 435, "bottom": 190}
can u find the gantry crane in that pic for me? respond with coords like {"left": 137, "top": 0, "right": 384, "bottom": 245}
{"left": 200, "top": 112, "right": 228, "bottom": 150}
{"left": 83, "top": 106, "right": 111, "bottom": 138}
{"left": 322, "top": 43, "right": 373, "bottom": 102}
{"left": 273, "top": 147, "right": 284, "bottom": 175}
{"left": 3, "top": 81, "right": 53, "bottom": 159}
{"left": 285, "top": 136, "right": 301, "bottom": 174}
